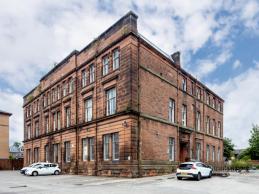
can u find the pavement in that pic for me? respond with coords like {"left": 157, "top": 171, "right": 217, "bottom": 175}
{"left": 0, "top": 170, "right": 259, "bottom": 194}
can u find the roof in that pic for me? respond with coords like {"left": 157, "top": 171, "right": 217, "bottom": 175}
{"left": 0, "top": 110, "right": 12, "bottom": 116}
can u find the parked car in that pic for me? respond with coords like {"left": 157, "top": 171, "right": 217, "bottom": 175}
{"left": 25, "top": 163, "right": 61, "bottom": 176}
{"left": 176, "top": 162, "right": 213, "bottom": 181}
{"left": 20, "top": 162, "right": 47, "bottom": 174}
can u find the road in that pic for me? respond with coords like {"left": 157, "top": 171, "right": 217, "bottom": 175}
{"left": 0, "top": 171, "right": 258, "bottom": 194}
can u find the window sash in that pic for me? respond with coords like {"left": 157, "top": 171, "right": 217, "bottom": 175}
{"left": 112, "top": 133, "right": 119, "bottom": 160}
{"left": 85, "top": 98, "right": 93, "bottom": 122}
{"left": 81, "top": 70, "right": 87, "bottom": 87}
{"left": 89, "top": 137, "right": 95, "bottom": 161}
{"left": 64, "top": 142, "right": 71, "bottom": 162}
{"left": 196, "top": 112, "right": 201, "bottom": 131}
{"left": 182, "top": 105, "right": 187, "bottom": 126}
{"left": 45, "top": 145, "right": 49, "bottom": 162}
{"left": 112, "top": 49, "right": 120, "bottom": 70}
{"left": 103, "top": 135, "right": 110, "bottom": 160}
{"left": 169, "top": 138, "right": 175, "bottom": 161}
{"left": 168, "top": 99, "right": 175, "bottom": 123}
{"left": 53, "top": 144, "right": 59, "bottom": 163}
{"left": 102, "top": 57, "right": 109, "bottom": 76}
{"left": 82, "top": 138, "right": 88, "bottom": 161}
{"left": 206, "top": 145, "right": 210, "bottom": 161}
{"left": 57, "top": 112, "right": 61, "bottom": 130}
{"left": 106, "top": 88, "right": 116, "bottom": 115}
{"left": 196, "top": 143, "right": 201, "bottom": 161}
{"left": 66, "top": 107, "right": 71, "bottom": 127}
{"left": 89, "top": 64, "right": 95, "bottom": 83}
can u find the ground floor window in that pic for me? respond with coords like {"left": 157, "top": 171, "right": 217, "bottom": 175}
{"left": 45, "top": 145, "right": 49, "bottom": 162}
{"left": 206, "top": 145, "right": 210, "bottom": 161}
{"left": 217, "top": 147, "right": 221, "bottom": 161}
{"left": 89, "top": 137, "right": 95, "bottom": 161}
{"left": 34, "top": 147, "right": 39, "bottom": 162}
{"left": 82, "top": 138, "right": 88, "bottom": 161}
{"left": 196, "top": 142, "right": 201, "bottom": 161}
{"left": 64, "top": 141, "right": 71, "bottom": 163}
{"left": 81, "top": 137, "right": 95, "bottom": 161}
{"left": 103, "top": 133, "right": 120, "bottom": 161}
{"left": 26, "top": 149, "right": 31, "bottom": 164}
{"left": 103, "top": 134, "right": 110, "bottom": 160}
{"left": 53, "top": 144, "right": 60, "bottom": 163}
{"left": 212, "top": 146, "right": 215, "bottom": 162}
{"left": 112, "top": 133, "right": 119, "bottom": 160}
{"left": 168, "top": 137, "right": 175, "bottom": 161}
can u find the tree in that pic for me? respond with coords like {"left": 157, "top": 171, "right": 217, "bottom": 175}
{"left": 248, "top": 125, "right": 259, "bottom": 160}
{"left": 224, "top": 137, "right": 235, "bottom": 160}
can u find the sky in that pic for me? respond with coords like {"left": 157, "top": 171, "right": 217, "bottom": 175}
{"left": 0, "top": 0, "right": 259, "bottom": 149}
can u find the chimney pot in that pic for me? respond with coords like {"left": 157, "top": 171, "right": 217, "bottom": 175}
{"left": 171, "top": 51, "right": 181, "bottom": 67}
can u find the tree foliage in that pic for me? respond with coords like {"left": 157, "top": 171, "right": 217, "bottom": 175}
{"left": 248, "top": 125, "right": 259, "bottom": 160}
{"left": 223, "top": 137, "right": 235, "bottom": 160}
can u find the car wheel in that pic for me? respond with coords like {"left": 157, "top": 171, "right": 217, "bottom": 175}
{"left": 177, "top": 177, "right": 182, "bottom": 180}
{"left": 208, "top": 171, "right": 212, "bottom": 178}
{"left": 196, "top": 172, "right": 201, "bottom": 181}
{"left": 54, "top": 170, "right": 59, "bottom": 175}
{"left": 32, "top": 171, "right": 38, "bottom": 176}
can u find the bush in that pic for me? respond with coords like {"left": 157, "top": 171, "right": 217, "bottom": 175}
{"left": 230, "top": 159, "right": 252, "bottom": 170}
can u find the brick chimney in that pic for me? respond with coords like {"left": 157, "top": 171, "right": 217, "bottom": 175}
{"left": 171, "top": 51, "right": 181, "bottom": 67}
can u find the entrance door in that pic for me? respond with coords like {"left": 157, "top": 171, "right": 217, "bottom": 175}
{"left": 180, "top": 142, "right": 189, "bottom": 162}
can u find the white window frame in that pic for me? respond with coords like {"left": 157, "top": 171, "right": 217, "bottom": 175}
{"left": 89, "top": 137, "right": 95, "bottom": 161}
{"left": 168, "top": 137, "right": 175, "bottom": 161}
{"left": 206, "top": 145, "right": 210, "bottom": 162}
{"left": 85, "top": 98, "right": 93, "bottom": 122}
{"left": 66, "top": 107, "right": 71, "bottom": 128}
{"left": 57, "top": 111, "right": 61, "bottom": 130}
{"left": 103, "top": 134, "right": 110, "bottom": 160}
{"left": 212, "top": 146, "right": 215, "bottom": 162}
{"left": 106, "top": 88, "right": 116, "bottom": 116}
{"left": 168, "top": 99, "right": 175, "bottom": 123}
{"left": 82, "top": 138, "right": 88, "bottom": 161}
{"left": 112, "top": 133, "right": 119, "bottom": 161}
{"left": 112, "top": 49, "right": 120, "bottom": 70}
{"left": 89, "top": 64, "right": 95, "bottom": 83}
{"left": 81, "top": 70, "right": 87, "bottom": 88}
{"left": 196, "top": 111, "right": 201, "bottom": 131}
{"left": 182, "top": 105, "right": 187, "bottom": 127}
{"left": 206, "top": 116, "right": 210, "bottom": 134}
{"left": 182, "top": 78, "right": 187, "bottom": 91}
{"left": 102, "top": 56, "right": 109, "bottom": 76}
{"left": 64, "top": 141, "right": 71, "bottom": 163}
{"left": 196, "top": 142, "right": 201, "bottom": 161}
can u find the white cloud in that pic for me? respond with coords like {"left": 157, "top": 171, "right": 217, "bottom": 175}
{"left": 232, "top": 60, "right": 242, "bottom": 69}
{"left": 0, "top": 89, "right": 23, "bottom": 145}
{"left": 0, "top": 0, "right": 259, "bottom": 148}
{"left": 209, "top": 64, "right": 259, "bottom": 148}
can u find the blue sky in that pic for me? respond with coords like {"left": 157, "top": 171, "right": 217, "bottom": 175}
{"left": 0, "top": 0, "right": 259, "bottom": 148}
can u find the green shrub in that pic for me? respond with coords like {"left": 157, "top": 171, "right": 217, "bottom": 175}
{"left": 230, "top": 159, "right": 252, "bottom": 170}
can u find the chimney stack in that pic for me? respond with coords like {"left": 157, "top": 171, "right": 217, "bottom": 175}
{"left": 171, "top": 51, "right": 180, "bottom": 67}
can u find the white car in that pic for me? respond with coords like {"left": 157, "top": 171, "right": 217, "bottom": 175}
{"left": 20, "top": 162, "right": 48, "bottom": 174}
{"left": 176, "top": 162, "right": 213, "bottom": 181}
{"left": 25, "top": 163, "right": 61, "bottom": 176}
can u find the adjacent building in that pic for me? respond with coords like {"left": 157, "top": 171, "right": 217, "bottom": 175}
{"left": 23, "top": 11, "right": 224, "bottom": 177}
{"left": 0, "top": 110, "right": 12, "bottom": 159}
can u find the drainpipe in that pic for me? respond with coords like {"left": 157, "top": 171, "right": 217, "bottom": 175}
{"left": 75, "top": 54, "right": 79, "bottom": 174}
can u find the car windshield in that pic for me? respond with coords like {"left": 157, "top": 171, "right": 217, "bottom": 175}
{"left": 179, "top": 163, "right": 193, "bottom": 170}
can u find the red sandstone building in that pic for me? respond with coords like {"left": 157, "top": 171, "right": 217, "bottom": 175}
{"left": 23, "top": 11, "right": 224, "bottom": 177}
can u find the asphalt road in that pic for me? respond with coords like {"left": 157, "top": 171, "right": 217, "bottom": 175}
{"left": 0, "top": 171, "right": 258, "bottom": 194}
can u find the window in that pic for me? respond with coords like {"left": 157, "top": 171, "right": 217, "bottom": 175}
{"left": 89, "top": 137, "right": 95, "bottom": 161}
{"left": 34, "top": 102, "right": 37, "bottom": 113}
{"left": 81, "top": 69, "right": 87, "bottom": 88}
{"left": 212, "top": 146, "right": 215, "bottom": 162}
{"left": 112, "top": 133, "right": 119, "bottom": 160}
{"left": 182, "top": 77, "right": 187, "bottom": 91}
{"left": 26, "top": 149, "right": 31, "bottom": 164}
{"left": 53, "top": 112, "right": 57, "bottom": 131}
{"left": 191, "top": 82, "right": 194, "bottom": 95}
{"left": 35, "top": 121, "right": 39, "bottom": 137}
{"left": 82, "top": 138, "right": 88, "bottom": 161}
{"left": 102, "top": 55, "right": 109, "bottom": 76}
{"left": 27, "top": 125, "right": 31, "bottom": 139}
{"left": 182, "top": 105, "right": 187, "bottom": 127}
{"left": 69, "top": 78, "right": 74, "bottom": 93}
{"left": 212, "top": 119, "right": 216, "bottom": 136}
{"left": 57, "top": 111, "right": 61, "bottom": 130}
{"left": 106, "top": 88, "right": 116, "bottom": 115}
{"left": 53, "top": 144, "right": 59, "bottom": 163}
{"left": 48, "top": 92, "right": 51, "bottom": 105}
{"left": 89, "top": 64, "right": 95, "bottom": 83}
{"left": 206, "top": 145, "right": 210, "bottom": 161}
{"left": 65, "top": 107, "right": 71, "bottom": 127}
{"left": 206, "top": 93, "right": 210, "bottom": 105}
{"left": 52, "top": 89, "right": 55, "bottom": 102}
{"left": 168, "top": 137, "right": 175, "bottom": 161}
{"left": 206, "top": 116, "right": 210, "bottom": 134}
{"left": 217, "top": 147, "right": 221, "bottom": 161}
{"left": 85, "top": 98, "right": 92, "bottom": 122}
{"left": 168, "top": 99, "right": 175, "bottom": 123}
{"left": 196, "top": 87, "right": 201, "bottom": 100}
{"left": 34, "top": 147, "right": 39, "bottom": 162}
{"left": 103, "top": 134, "right": 110, "bottom": 160}
{"left": 45, "top": 145, "right": 49, "bottom": 162}
{"left": 212, "top": 97, "right": 215, "bottom": 108}
{"left": 196, "top": 142, "right": 201, "bottom": 161}
{"left": 63, "top": 82, "right": 68, "bottom": 97}
{"left": 196, "top": 111, "right": 201, "bottom": 131}
{"left": 64, "top": 141, "right": 71, "bottom": 163}
{"left": 43, "top": 95, "right": 47, "bottom": 107}
{"left": 218, "top": 121, "right": 221, "bottom": 137}
{"left": 57, "top": 86, "right": 60, "bottom": 100}
{"left": 45, "top": 116, "right": 49, "bottom": 133}
{"left": 112, "top": 49, "right": 120, "bottom": 70}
